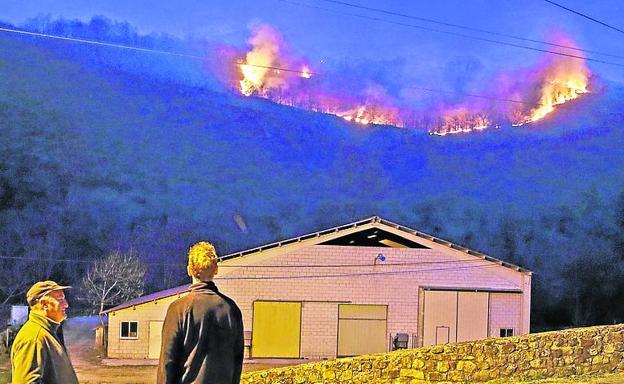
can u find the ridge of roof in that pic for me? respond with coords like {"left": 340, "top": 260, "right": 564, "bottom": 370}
{"left": 220, "top": 215, "right": 531, "bottom": 273}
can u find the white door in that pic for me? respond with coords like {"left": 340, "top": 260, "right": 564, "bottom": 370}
{"left": 423, "top": 291, "right": 457, "bottom": 346}
{"left": 148, "top": 321, "right": 164, "bottom": 359}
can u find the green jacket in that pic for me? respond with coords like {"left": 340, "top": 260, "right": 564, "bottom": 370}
{"left": 10, "top": 311, "right": 79, "bottom": 384}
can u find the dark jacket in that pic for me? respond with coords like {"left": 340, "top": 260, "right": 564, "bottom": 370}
{"left": 10, "top": 311, "right": 79, "bottom": 384}
{"left": 157, "top": 281, "right": 244, "bottom": 384}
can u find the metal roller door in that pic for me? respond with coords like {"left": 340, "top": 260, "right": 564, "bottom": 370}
{"left": 337, "top": 304, "right": 387, "bottom": 357}
{"left": 251, "top": 301, "right": 301, "bottom": 358}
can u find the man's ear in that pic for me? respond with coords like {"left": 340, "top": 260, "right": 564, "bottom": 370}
{"left": 187, "top": 265, "right": 193, "bottom": 278}
{"left": 213, "top": 264, "right": 219, "bottom": 276}
{"left": 37, "top": 297, "right": 50, "bottom": 310}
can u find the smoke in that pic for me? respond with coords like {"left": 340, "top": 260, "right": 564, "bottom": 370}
{"left": 207, "top": 24, "right": 592, "bottom": 134}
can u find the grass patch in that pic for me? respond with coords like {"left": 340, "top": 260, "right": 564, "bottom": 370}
{"left": 487, "top": 371, "right": 624, "bottom": 383}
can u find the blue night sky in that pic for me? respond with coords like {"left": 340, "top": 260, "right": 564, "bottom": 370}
{"left": 2, "top": 0, "right": 624, "bottom": 83}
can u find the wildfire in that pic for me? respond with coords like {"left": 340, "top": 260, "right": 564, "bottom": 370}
{"left": 334, "top": 106, "right": 403, "bottom": 127}
{"left": 238, "top": 25, "right": 286, "bottom": 97}
{"left": 301, "top": 66, "right": 312, "bottom": 79}
{"left": 512, "top": 52, "right": 590, "bottom": 126}
{"left": 229, "top": 24, "right": 591, "bottom": 136}
{"left": 239, "top": 63, "right": 265, "bottom": 96}
{"left": 430, "top": 111, "right": 492, "bottom": 136}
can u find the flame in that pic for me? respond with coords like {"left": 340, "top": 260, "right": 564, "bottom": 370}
{"left": 229, "top": 25, "right": 590, "bottom": 136}
{"left": 430, "top": 110, "right": 492, "bottom": 136}
{"left": 301, "top": 66, "right": 312, "bottom": 79}
{"left": 239, "top": 64, "right": 264, "bottom": 96}
{"left": 238, "top": 25, "right": 284, "bottom": 97}
{"left": 334, "top": 105, "right": 401, "bottom": 126}
{"left": 512, "top": 51, "right": 590, "bottom": 126}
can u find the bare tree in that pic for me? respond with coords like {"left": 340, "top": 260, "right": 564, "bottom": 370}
{"left": 82, "top": 249, "right": 146, "bottom": 325}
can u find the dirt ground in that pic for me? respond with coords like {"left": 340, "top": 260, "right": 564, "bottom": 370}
{"left": 1, "top": 317, "right": 291, "bottom": 384}
{"left": 63, "top": 317, "right": 295, "bottom": 384}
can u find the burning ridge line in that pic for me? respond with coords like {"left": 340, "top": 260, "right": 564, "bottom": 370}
{"left": 230, "top": 24, "right": 591, "bottom": 136}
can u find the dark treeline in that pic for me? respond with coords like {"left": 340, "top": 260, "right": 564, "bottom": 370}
{"left": 1, "top": 16, "right": 623, "bottom": 332}
{"left": 1, "top": 94, "right": 622, "bottom": 329}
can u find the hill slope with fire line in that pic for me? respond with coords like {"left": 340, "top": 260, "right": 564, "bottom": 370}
{"left": 229, "top": 24, "right": 592, "bottom": 136}
{"left": 0, "top": 28, "right": 623, "bottom": 255}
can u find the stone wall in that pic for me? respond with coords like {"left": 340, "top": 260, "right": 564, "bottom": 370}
{"left": 241, "top": 324, "right": 624, "bottom": 383}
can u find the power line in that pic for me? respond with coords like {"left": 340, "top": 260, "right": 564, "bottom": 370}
{"left": 543, "top": 0, "right": 624, "bottom": 35}
{"left": 214, "top": 263, "right": 508, "bottom": 280}
{"left": 0, "top": 254, "right": 496, "bottom": 268}
{"left": 277, "top": 0, "right": 624, "bottom": 68}
{"left": 319, "top": 0, "right": 624, "bottom": 60}
{"left": 0, "top": 255, "right": 522, "bottom": 288}
{"left": 0, "top": 22, "right": 592, "bottom": 118}
{"left": 0, "top": 26, "right": 314, "bottom": 76}
{"left": 407, "top": 86, "right": 545, "bottom": 107}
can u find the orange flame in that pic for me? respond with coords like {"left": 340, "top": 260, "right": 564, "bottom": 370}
{"left": 334, "top": 105, "right": 401, "bottom": 127}
{"left": 301, "top": 65, "right": 312, "bottom": 79}
{"left": 232, "top": 25, "right": 590, "bottom": 135}
{"left": 430, "top": 110, "right": 492, "bottom": 136}
{"left": 513, "top": 56, "right": 590, "bottom": 126}
{"left": 238, "top": 25, "right": 283, "bottom": 96}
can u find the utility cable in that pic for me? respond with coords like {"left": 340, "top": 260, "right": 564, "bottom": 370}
{"left": 0, "top": 254, "right": 501, "bottom": 268}
{"left": 0, "top": 24, "right": 592, "bottom": 120}
{"left": 277, "top": 0, "right": 624, "bottom": 68}
{"left": 0, "top": 255, "right": 521, "bottom": 283}
{"left": 0, "top": 26, "right": 315, "bottom": 76}
{"left": 214, "top": 263, "right": 505, "bottom": 280}
{"left": 319, "top": 0, "right": 624, "bottom": 59}
{"left": 543, "top": 0, "right": 624, "bottom": 35}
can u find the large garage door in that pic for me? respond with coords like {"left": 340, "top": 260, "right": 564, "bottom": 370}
{"left": 457, "top": 292, "right": 488, "bottom": 342}
{"left": 423, "top": 291, "right": 457, "bottom": 346}
{"left": 252, "top": 301, "right": 301, "bottom": 358}
{"left": 148, "top": 321, "right": 164, "bottom": 359}
{"left": 423, "top": 290, "right": 489, "bottom": 346}
{"left": 337, "top": 304, "right": 387, "bottom": 357}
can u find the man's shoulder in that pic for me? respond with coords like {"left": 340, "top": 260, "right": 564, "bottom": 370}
{"left": 171, "top": 288, "right": 239, "bottom": 311}
{"left": 12, "top": 322, "right": 46, "bottom": 348}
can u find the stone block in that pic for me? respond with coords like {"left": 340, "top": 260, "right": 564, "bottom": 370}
{"left": 399, "top": 369, "right": 425, "bottom": 380}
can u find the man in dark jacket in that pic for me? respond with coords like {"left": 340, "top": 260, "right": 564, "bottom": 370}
{"left": 11, "top": 280, "right": 79, "bottom": 384}
{"left": 157, "top": 241, "right": 244, "bottom": 384}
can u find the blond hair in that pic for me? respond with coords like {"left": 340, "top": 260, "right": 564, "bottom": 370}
{"left": 188, "top": 241, "right": 218, "bottom": 277}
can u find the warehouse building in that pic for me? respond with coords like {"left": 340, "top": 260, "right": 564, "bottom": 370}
{"left": 102, "top": 216, "right": 531, "bottom": 360}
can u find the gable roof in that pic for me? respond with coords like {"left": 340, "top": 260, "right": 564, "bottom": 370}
{"left": 102, "top": 215, "right": 530, "bottom": 314}
{"left": 219, "top": 215, "right": 531, "bottom": 274}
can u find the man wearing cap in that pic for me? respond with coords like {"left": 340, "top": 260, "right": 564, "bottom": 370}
{"left": 10, "top": 280, "right": 79, "bottom": 384}
{"left": 157, "top": 241, "right": 244, "bottom": 384}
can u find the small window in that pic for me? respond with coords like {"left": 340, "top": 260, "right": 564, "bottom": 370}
{"left": 499, "top": 328, "right": 514, "bottom": 337}
{"left": 121, "top": 321, "right": 139, "bottom": 339}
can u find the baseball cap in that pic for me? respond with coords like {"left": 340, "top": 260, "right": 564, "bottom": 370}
{"left": 26, "top": 280, "right": 71, "bottom": 306}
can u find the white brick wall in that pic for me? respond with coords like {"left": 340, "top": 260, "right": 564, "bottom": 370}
{"left": 216, "top": 245, "right": 529, "bottom": 359}
{"left": 107, "top": 244, "right": 530, "bottom": 360}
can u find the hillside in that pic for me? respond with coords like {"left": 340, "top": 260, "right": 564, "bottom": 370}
{"left": 1, "top": 27, "right": 624, "bottom": 326}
